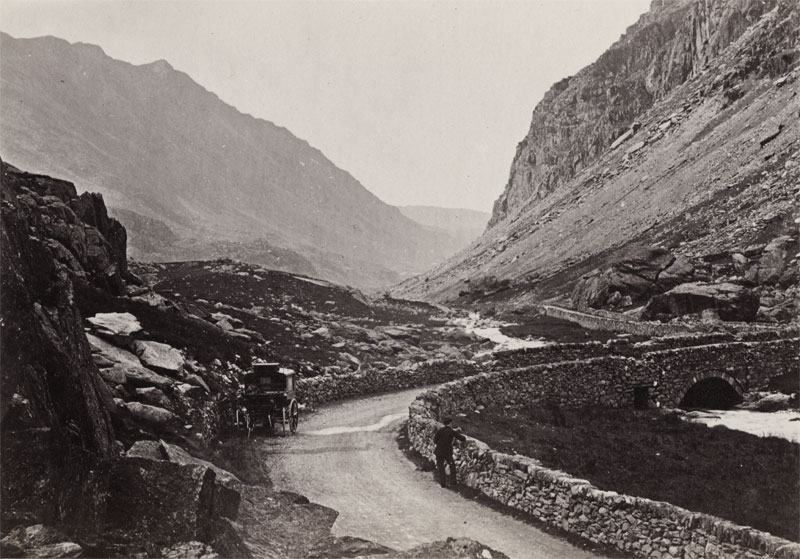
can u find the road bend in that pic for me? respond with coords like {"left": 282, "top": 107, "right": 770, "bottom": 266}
{"left": 260, "top": 388, "right": 601, "bottom": 559}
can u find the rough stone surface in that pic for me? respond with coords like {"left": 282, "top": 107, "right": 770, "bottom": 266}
{"left": 572, "top": 247, "right": 694, "bottom": 309}
{"left": 642, "top": 282, "right": 759, "bottom": 322}
{"left": 406, "top": 341, "right": 800, "bottom": 559}
{"left": 87, "top": 312, "right": 142, "bottom": 339}
{"left": 1, "top": 160, "right": 117, "bottom": 528}
{"left": 132, "top": 340, "right": 185, "bottom": 374}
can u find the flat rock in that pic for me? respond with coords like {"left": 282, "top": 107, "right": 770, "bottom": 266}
{"left": 87, "top": 312, "right": 142, "bottom": 338}
{"left": 114, "top": 363, "right": 176, "bottom": 389}
{"left": 132, "top": 340, "right": 185, "bottom": 374}
{"left": 126, "top": 440, "right": 166, "bottom": 460}
{"left": 86, "top": 333, "right": 140, "bottom": 367}
{"left": 125, "top": 401, "right": 178, "bottom": 426}
{"left": 0, "top": 525, "right": 83, "bottom": 558}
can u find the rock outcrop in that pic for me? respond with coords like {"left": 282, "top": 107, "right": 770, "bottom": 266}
{"left": 641, "top": 281, "right": 759, "bottom": 322}
{"left": 394, "top": 0, "right": 799, "bottom": 314}
{"left": 571, "top": 246, "right": 694, "bottom": 309}
{"left": 489, "top": 0, "right": 787, "bottom": 227}
{"left": 1, "top": 159, "right": 118, "bottom": 528}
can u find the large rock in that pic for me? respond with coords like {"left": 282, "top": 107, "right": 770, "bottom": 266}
{"left": 124, "top": 401, "right": 179, "bottom": 426}
{"left": 641, "top": 282, "right": 759, "bottom": 322}
{"left": 87, "top": 312, "right": 142, "bottom": 339}
{"left": 572, "top": 247, "right": 694, "bottom": 309}
{"left": 161, "top": 541, "right": 220, "bottom": 559}
{"left": 86, "top": 333, "right": 141, "bottom": 367}
{"left": 132, "top": 340, "right": 185, "bottom": 375}
{"left": 756, "top": 236, "right": 792, "bottom": 284}
{"left": 114, "top": 362, "right": 176, "bottom": 389}
{"left": 102, "top": 458, "right": 216, "bottom": 544}
{"left": 0, "top": 525, "right": 82, "bottom": 558}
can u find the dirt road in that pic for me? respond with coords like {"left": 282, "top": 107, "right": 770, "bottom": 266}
{"left": 261, "top": 388, "right": 601, "bottom": 559}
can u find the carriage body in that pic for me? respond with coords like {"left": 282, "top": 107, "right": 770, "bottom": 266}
{"left": 238, "top": 362, "right": 299, "bottom": 436}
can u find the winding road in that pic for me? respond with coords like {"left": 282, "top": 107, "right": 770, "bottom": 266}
{"left": 260, "top": 388, "right": 601, "bottom": 559}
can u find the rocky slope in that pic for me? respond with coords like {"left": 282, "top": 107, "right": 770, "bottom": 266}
{"left": 1, "top": 160, "right": 510, "bottom": 557}
{"left": 0, "top": 32, "right": 463, "bottom": 289}
{"left": 395, "top": 0, "right": 799, "bottom": 324}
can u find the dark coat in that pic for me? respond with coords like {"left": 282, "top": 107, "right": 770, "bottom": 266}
{"left": 434, "top": 424, "right": 465, "bottom": 457}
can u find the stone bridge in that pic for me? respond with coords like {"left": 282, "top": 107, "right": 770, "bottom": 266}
{"left": 488, "top": 332, "right": 798, "bottom": 409}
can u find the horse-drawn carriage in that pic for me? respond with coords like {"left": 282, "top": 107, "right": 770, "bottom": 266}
{"left": 235, "top": 362, "right": 299, "bottom": 437}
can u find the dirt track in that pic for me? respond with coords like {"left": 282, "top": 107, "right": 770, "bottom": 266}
{"left": 261, "top": 388, "right": 601, "bottom": 559}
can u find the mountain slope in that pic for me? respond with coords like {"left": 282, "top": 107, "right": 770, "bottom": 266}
{"left": 394, "top": 0, "right": 799, "bottom": 304}
{"left": 0, "top": 32, "right": 461, "bottom": 288}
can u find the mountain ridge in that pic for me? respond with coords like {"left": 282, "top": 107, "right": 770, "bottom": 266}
{"left": 0, "top": 31, "right": 462, "bottom": 288}
{"left": 393, "top": 0, "right": 799, "bottom": 310}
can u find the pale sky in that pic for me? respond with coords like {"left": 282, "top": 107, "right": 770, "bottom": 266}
{"left": 1, "top": 0, "right": 650, "bottom": 212}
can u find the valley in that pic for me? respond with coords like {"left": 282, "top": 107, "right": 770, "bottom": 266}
{"left": 2, "top": 0, "right": 799, "bottom": 557}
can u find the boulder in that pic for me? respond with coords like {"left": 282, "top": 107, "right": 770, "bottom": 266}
{"left": 98, "top": 366, "right": 128, "bottom": 386}
{"left": 102, "top": 458, "right": 216, "bottom": 544}
{"left": 135, "top": 387, "right": 174, "bottom": 409}
{"left": 132, "top": 340, "right": 185, "bottom": 375}
{"left": 86, "top": 333, "right": 140, "bottom": 367}
{"left": 87, "top": 312, "right": 142, "bottom": 339}
{"left": 161, "top": 541, "right": 220, "bottom": 559}
{"left": 757, "top": 236, "right": 792, "bottom": 284}
{"left": 126, "top": 440, "right": 166, "bottom": 460}
{"left": 159, "top": 441, "right": 241, "bottom": 487}
{"left": 641, "top": 282, "right": 759, "bottom": 322}
{"left": 115, "top": 362, "right": 176, "bottom": 389}
{"left": 571, "top": 246, "right": 694, "bottom": 309}
{"left": 0, "top": 525, "right": 82, "bottom": 558}
{"left": 124, "top": 401, "right": 179, "bottom": 426}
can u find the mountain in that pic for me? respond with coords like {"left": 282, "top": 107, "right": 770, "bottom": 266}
{"left": 398, "top": 205, "right": 490, "bottom": 252}
{"left": 394, "top": 0, "right": 799, "bottom": 309}
{"left": 0, "top": 32, "right": 463, "bottom": 289}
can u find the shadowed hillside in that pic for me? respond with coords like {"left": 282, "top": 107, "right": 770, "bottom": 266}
{"left": 0, "top": 32, "right": 464, "bottom": 289}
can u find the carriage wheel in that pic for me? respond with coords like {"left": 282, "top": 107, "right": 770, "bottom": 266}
{"left": 289, "top": 400, "right": 299, "bottom": 434}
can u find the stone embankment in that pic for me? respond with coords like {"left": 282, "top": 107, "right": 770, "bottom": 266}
{"left": 404, "top": 334, "right": 800, "bottom": 559}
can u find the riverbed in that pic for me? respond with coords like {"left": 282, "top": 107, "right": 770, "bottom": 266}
{"left": 684, "top": 409, "right": 800, "bottom": 443}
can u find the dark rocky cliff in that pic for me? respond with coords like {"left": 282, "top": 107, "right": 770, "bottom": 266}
{"left": 1, "top": 159, "right": 121, "bottom": 527}
{"left": 490, "top": 0, "right": 782, "bottom": 227}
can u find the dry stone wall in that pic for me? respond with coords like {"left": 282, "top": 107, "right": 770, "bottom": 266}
{"left": 296, "top": 359, "right": 481, "bottom": 409}
{"left": 407, "top": 336, "right": 800, "bottom": 559}
{"left": 408, "top": 414, "right": 800, "bottom": 559}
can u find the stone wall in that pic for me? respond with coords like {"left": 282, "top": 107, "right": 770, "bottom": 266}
{"left": 493, "top": 329, "right": 799, "bottom": 373}
{"left": 541, "top": 304, "right": 695, "bottom": 336}
{"left": 407, "top": 344, "right": 800, "bottom": 559}
{"left": 296, "top": 359, "right": 481, "bottom": 409}
{"left": 407, "top": 414, "right": 800, "bottom": 559}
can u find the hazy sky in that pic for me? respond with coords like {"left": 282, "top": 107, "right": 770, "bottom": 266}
{"left": 1, "top": 0, "right": 650, "bottom": 212}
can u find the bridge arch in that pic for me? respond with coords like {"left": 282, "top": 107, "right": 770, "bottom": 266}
{"left": 674, "top": 371, "right": 744, "bottom": 409}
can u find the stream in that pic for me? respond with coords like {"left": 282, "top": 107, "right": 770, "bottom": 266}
{"left": 683, "top": 409, "right": 800, "bottom": 443}
{"left": 454, "top": 312, "right": 548, "bottom": 355}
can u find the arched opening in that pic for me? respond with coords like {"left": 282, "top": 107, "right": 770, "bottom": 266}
{"left": 679, "top": 377, "right": 743, "bottom": 409}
